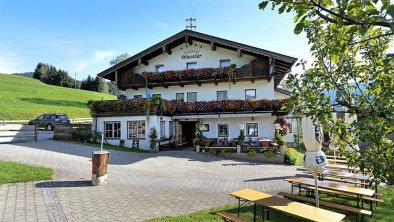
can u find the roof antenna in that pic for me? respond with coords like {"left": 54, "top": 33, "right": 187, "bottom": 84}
{"left": 186, "top": 18, "right": 196, "bottom": 30}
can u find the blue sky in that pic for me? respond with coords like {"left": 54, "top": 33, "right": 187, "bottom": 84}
{"left": 0, "top": 0, "right": 310, "bottom": 80}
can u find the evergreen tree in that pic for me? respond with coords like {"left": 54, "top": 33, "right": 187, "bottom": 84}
{"left": 97, "top": 77, "right": 109, "bottom": 93}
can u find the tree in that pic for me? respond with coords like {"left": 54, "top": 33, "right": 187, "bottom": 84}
{"left": 259, "top": 0, "right": 394, "bottom": 183}
{"left": 110, "top": 53, "right": 130, "bottom": 66}
{"left": 33, "top": 63, "right": 50, "bottom": 80}
{"left": 97, "top": 77, "right": 109, "bottom": 94}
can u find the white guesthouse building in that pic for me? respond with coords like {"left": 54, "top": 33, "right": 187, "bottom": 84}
{"left": 92, "top": 29, "right": 298, "bottom": 150}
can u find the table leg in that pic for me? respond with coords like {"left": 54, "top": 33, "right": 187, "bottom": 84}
{"left": 253, "top": 203, "right": 256, "bottom": 222}
{"left": 291, "top": 182, "right": 294, "bottom": 194}
{"left": 262, "top": 206, "right": 265, "bottom": 221}
{"left": 298, "top": 183, "right": 301, "bottom": 195}
{"left": 357, "top": 195, "right": 360, "bottom": 208}
{"left": 237, "top": 198, "right": 240, "bottom": 216}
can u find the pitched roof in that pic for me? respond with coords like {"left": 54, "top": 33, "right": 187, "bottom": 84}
{"left": 97, "top": 29, "right": 297, "bottom": 87}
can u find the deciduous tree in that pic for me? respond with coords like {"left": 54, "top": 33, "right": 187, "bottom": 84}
{"left": 259, "top": 0, "right": 394, "bottom": 183}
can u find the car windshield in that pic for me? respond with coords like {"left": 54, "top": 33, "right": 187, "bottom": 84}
{"left": 37, "top": 115, "right": 45, "bottom": 120}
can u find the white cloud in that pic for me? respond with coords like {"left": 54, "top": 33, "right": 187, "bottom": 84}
{"left": 93, "top": 50, "right": 117, "bottom": 61}
{"left": 74, "top": 63, "right": 87, "bottom": 72}
{"left": 0, "top": 51, "right": 23, "bottom": 74}
{"left": 148, "top": 18, "right": 169, "bottom": 29}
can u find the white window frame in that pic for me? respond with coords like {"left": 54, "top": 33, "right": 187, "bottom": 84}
{"left": 155, "top": 64, "right": 164, "bottom": 72}
{"left": 203, "top": 124, "right": 210, "bottom": 132}
{"left": 104, "top": 121, "right": 121, "bottom": 139}
{"left": 218, "top": 123, "right": 229, "bottom": 137}
{"left": 176, "top": 93, "right": 185, "bottom": 102}
{"left": 217, "top": 90, "right": 228, "bottom": 101}
{"left": 169, "top": 121, "right": 174, "bottom": 137}
{"left": 286, "top": 123, "right": 293, "bottom": 134}
{"left": 160, "top": 121, "right": 166, "bottom": 138}
{"left": 186, "top": 62, "right": 197, "bottom": 70}
{"left": 220, "top": 59, "right": 231, "bottom": 68}
{"left": 246, "top": 123, "right": 258, "bottom": 137}
{"left": 245, "top": 89, "right": 256, "bottom": 100}
{"left": 127, "top": 121, "right": 145, "bottom": 139}
{"left": 187, "top": 92, "right": 197, "bottom": 102}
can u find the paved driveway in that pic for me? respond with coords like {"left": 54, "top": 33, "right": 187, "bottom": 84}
{"left": 0, "top": 140, "right": 299, "bottom": 222}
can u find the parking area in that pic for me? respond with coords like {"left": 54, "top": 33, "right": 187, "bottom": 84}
{"left": 0, "top": 140, "right": 298, "bottom": 222}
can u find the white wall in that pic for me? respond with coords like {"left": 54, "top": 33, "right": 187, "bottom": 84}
{"left": 133, "top": 40, "right": 256, "bottom": 73}
{"left": 93, "top": 115, "right": 172, "bottom": 150}
{"left": 198, "top": 116, "right": 277, "bottom": 141}
{"left": 125, "top": 80, "right": 275, "bottom": 100}
{"left": 274, "top": 91, "right": 289, "bottom": 99}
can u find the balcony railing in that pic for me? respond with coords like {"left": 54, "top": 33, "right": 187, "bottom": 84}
{"left": 88, "top": 98, "right": 289, "bottom": 117}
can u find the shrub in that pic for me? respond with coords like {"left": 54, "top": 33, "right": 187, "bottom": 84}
{"left": 263, "top": 149, "right": 276, "bottom": 158}
{"left": 247, "top": 149, "right": 257, "bottom": 157}
{"left": 284, "top": 154, "right": 296, "bottom": 165}
{"left": 117, "top": 94, "right": 127, "bottom": 100}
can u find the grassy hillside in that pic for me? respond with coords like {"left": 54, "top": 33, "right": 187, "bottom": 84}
{"left": 0, "top": 74, "right": 115, "bottom": 119}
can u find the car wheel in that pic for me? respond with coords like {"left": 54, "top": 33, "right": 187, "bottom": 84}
{"left": 46, "top": 124, "right": 54, "bottom": 131}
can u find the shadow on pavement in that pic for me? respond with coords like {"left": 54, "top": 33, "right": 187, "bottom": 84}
{"left": 36, "top": 180, "right": 92, "bottom": 188}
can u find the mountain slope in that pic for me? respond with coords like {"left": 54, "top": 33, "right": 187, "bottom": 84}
{"left": 0, "top": 74, "right": 115, "bottom": 119}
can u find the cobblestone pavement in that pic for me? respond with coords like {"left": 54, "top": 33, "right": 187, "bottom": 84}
{"left": 0, "top": 141, "right": 299, "bottom": 222}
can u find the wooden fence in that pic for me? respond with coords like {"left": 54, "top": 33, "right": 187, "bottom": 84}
{"left": 0, "top": 124, "right": 37, "bottom": 144}
{"left": 54, "top": 124, "right": 91, "bottom": 140}
{"left": 1, "top": 117, "right": 92, "bottom": 125}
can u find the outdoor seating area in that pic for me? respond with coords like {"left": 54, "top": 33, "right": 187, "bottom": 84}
{"left": 199, "top": 137, "right": 280, "bottom": 153}
{"left": 220, "top": 155, "right": 384, "bottom": 222}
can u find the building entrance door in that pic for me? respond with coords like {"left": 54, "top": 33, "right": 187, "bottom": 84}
{"left": 180, "top": 121, "right": 196, "bottom": 146}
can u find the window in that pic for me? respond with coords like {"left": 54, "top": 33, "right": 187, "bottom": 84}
{"left": 160, "top": 121, "right": 166, "bottom": 138}
{"left": 134, "top": 95, "right": 142, "bottom": 99}
{"left": 245, "top": 89, "right": 256, "bottom": 100}
{"left": 218, "top": 124, "right": 229, "bottom": 137}
{"left": 187, "top": 62, "right": 197, "bottom": 70}
{"left": 187, "top": 92, "right": 197, "bottom": 102}
{"left": 246, "top": 123, "right": 258, "bottom": 137}
{"left": 176, "top": 93, "right": 184, "bottom": 102}
{"left": 152, "top": 94, "right": 161, "bottom": 98}
{"left": 37, "top": 115, "right": 45, "bottom": 120}
{"left": 169, "top": 121, "right": 174, "bottom": 137}
{"left": 104, "top": 122, "right": 121, "bottom": 139}
{"left": 155, "top": 65, "right": 164, "bottom": 72}
{"left": 220, "top": 59, "right": 231, "bottom": 68}
{"left": 217, "top": 91, "right": 228, "bottom": 101}
{"left": 286, "top": 123, "right": 293, "bottom": 133}
{"left": 128, "top": 121, "right": 145, "bottom": 139}
{"left": 203, "top": 124, "right": 210, "bottom": 132}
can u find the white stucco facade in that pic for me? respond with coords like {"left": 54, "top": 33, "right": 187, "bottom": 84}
{"left": 93, "top": 33, "right": 299, "bottom": 150}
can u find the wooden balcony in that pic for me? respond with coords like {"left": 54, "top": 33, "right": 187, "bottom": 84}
{"left": 117, "top": 58, "right": 271, "bottom": 90}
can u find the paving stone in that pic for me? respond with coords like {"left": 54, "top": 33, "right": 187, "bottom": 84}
{"left": 0, "top": 140, "right": 298, "bottom": 222}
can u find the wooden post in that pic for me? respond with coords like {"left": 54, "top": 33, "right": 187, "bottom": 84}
{"left": 91, "top": 151, "right": 110, "bottom": 186}
{"left": 34, "top": 124, "right": 38, "bottom": 142}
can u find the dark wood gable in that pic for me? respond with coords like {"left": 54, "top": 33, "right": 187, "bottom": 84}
{"left": 98, "top": 29, "right": 297, "bottom": 89}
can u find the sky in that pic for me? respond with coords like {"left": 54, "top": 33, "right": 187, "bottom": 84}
{"left": 0, "top": 0, "right": 311, "bottom": 80}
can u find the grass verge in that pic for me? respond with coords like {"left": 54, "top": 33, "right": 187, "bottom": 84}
{"left": 147, "top": 186, "right": 394, "bottom": 222}
{"left": 0, "top": 161, "right": 53, "bottom": 185}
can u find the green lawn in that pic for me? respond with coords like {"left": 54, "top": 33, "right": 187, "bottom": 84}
{"left": 0, "top": 74, "right": 115, "bottom": 120}
{"left": 0, "top": 161, "right": 53, "bottom": 185}
{"left": 147, "top": 186, "right": 394, "bottom": 222}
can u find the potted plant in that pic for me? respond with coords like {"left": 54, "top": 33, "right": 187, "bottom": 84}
{"left": 150, "top": 96, "right": 162, "bottom": 112}
{"left": 149, "top": 127, "right": 158, "bottom": 152}
{"left": 195, "top": 122, "right": 204, "bottom": 152}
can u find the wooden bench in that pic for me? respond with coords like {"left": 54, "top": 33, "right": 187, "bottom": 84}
{"left": 230, "top": 189, "right": 346, "bottom": 222}
{"left": 302, "top": 186, "right": 383, "bottom": 212}
{"left": 157, "top": 138, "right": 176, "bottom": 151}
{"left": 326, "top": 155, "right": 347, "bottom": 160}
{"left": 328, "top": 159, "right": 348, "bottom": 164}
{"left": 217, "top": 211, "right": 247, "bottom": 222}
{"left": 278, "top": 192, "right": 371, "bottom": 221}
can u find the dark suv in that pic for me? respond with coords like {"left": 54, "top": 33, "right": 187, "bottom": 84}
{"left": 28, "top": 114, "right": 70, "bottom": 130}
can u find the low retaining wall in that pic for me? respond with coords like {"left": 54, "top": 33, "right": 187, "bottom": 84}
{"left": 225, "top": 153, "right": 284, "bottom": 164}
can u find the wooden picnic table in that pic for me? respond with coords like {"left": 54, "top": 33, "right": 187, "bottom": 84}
{"left": 328, "top": 159, "right": 348, "bottom": 164}
{"left": 230, "top": 189, "right": 346, "bottom": 222}
{"left": 285, "top": 177, "right": 375, "bottom": 207}
{"left": 321, "top": 170, "right": 372, "bottom": 182}
{"left": 327, "top": 164, "right": 360, "bottom": 173}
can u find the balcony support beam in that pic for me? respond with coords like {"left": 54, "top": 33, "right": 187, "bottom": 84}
{"left": 210, "top": 41, "right": 216, "bottom": 51}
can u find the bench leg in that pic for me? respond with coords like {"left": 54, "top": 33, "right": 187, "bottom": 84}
{"left": 253, "top": 203, "right": 256, "bottom": 222}
{"left": 237, "top": 198, "right": 240, "bottom": 217}
{"left": 267, "top": 208, "right": 270, "bottom": 220}
{"left": 262, "top": 206, "right": 265, "bottom": 221}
